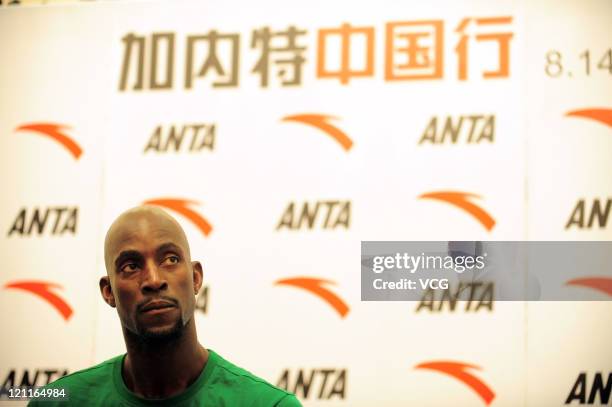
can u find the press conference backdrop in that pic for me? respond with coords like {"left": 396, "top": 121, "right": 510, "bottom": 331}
{"left": 0, "top": 0, "right": 611, "bottom": 406}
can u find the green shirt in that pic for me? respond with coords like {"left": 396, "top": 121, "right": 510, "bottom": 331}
{"left": 29, "top": 349, "right": 301, "bottom": 406}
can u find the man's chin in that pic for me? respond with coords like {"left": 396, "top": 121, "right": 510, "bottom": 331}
{"left": 137, "top": 319, "right": 184, "bottom": 343}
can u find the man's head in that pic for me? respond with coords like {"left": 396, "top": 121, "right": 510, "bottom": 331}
{"left": 100, "top": 206, "right": 203, "bottom": 343}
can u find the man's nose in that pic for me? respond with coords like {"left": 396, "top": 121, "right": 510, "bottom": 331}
{"left": 140, "top": 260, "right": 168, "bottom": 292}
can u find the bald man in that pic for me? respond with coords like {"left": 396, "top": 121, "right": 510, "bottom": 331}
{"left": 29, "top": 206, "right": 301, "bottom": 406}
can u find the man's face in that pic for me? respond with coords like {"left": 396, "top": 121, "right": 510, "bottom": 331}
{"left": 101, "top": 210, "right": 202, "bottom": 340}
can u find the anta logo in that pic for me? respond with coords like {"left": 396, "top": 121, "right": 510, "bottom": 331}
{"left": 7, "top": 207, "right": 78, "bottom": 237}
{"left": 566, "top": 277, "right": 612, "bottom": 297}
{"left": 276, "top": 201, "right": 351, "bottom": 231}
{"left": 282, "top": 114, "right": 353, "bottom": 151}
{"left": 566, "top": 198, "right": 610, "bottom": 229}
{"left": 419, "top": 115, "right": 495, "bottom": 145}
{"left": 416, "top": 361, "right": 495, "bottom": 405}
{"left": 565, "top": 372, "right": 611, "bottom": 405}
{"left": 565, "top": 108, "right": 612, "bottom": 129}
{"left": 416, "top": 282, "right": 494, "bottom": 313}
{"left": 276, "top": 368, "right": 346, "bottom": 400}
{"left": 1, "top": 369, "right": 69, "bottom": 394}
{"left": 419, "top": 191, "right": 495, "bottom": 231}
{"left": 15, "top": 123, "right": 82, "bottom": 159}
{"left": 144, "top": 123, "right": 216, "bottom": 153}
{"left": 143, "top": 198, "right": 213, "bottom": 237}
{"left": 275, "top": 277, "right": 349, "bottom": 318}
{"left": 195, "top": 285, "right": 210, "bottom": 314}
{"left": 3, "top": 281, "right": 73, "bottom": 321}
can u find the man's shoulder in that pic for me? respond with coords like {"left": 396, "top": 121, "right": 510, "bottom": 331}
{"left": 48, "top": 354, "right": 121, "bottom": 388}
{"left": 28, "top": 355, "right": 122, "bottom": 406}
{"left": 209, "top": 350, "right": 301, "bottom": 406}
{"left": 211, "top": 350, "right": 284, "bottom": 391}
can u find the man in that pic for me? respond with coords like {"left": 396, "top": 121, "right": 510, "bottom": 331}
{"left": 30, "top": 205, "right": 301, "bottom": 406}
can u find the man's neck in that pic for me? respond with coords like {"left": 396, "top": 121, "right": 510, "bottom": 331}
{"left": 121, "top": 320, "right": 209, "bottom": 400}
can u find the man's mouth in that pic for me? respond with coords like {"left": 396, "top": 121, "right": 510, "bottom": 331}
{"left": 140, "top": 300, "right": 176, "bottom": 313}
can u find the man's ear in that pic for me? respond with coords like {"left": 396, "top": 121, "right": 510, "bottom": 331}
{"left": 99, "top": 276, "right": 116, "bottom": 308}
{"left": 192, "top": 261, "right": 203, "bottom": 294}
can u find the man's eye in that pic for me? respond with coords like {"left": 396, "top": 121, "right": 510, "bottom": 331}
{"left": 163, "top": 255, "right": 180, "bottom": 265}
{"left": 121, "top": 263, "right": 139, "bottom": 273}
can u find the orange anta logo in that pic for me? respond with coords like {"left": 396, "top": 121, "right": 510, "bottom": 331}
{"left": 566, "top": 277, "right": 612, "bottom": 297}
{"left": 282, "top": 114, "right": 353, "bottom": 151}
{"left": 415, "top": 361, "right": 495, "bottom": 405}
{"left": 419, "top": 191, "right": 495, "bottom": 231}
{"left": 143, "top": 198, "right": 213, "bottom": 237}
{"left": 15, "top": 123, "right": 82, "bottom": 160}
{"left": 565, "top": 108, "right": 612, "bottom": 129}
{"left": 275, "top": 277, "right": 349, "bottom": 318}
{"left": 4, "top": 280, "right": 73, "bottom": 321}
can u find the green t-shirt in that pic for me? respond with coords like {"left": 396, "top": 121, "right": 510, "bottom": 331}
{"left": 28, "top": 349, "right": 301, "bottom": 406}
